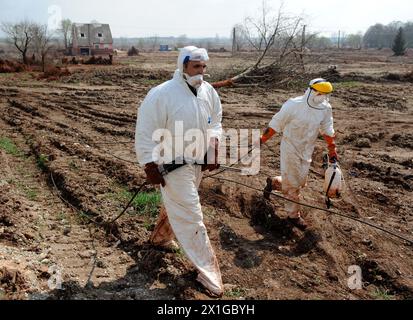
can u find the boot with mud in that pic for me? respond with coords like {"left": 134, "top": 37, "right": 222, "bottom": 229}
{"left": 263, "top": 176, "right": 282, "bottom": 200}
{"left": 263, "top": 177, "right": 273, "bottom": 200}
{"left": 156, "top": 240, "right": 180, "bottom": 251}
{"left": 150, "top": 206, "right": 178, "bottom": 251}
{"left": 196, "top": 273, "right": 223, "bottom": 298}
{"left": 287, "top": 216, "right": 308, "bottom": 231}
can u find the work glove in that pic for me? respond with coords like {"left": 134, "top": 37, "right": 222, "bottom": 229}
{"left": 260, "top": 127, "right": 276, "bottom": 145}
{"left": 323, "top": 134, "right": 338, "bottom": 163}
{"left": 202, "top": 138, "right": 220, "bottom": 172}
{"left": 144, "top": 162, "right": 166, "bottom": 187}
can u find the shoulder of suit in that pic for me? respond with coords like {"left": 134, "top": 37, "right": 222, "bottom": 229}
{"left": 203, "top": 81, "right": 214, "bottom": 89}
{"left": 282, "top": 97, "right": 300, "bottom": 109}
{"left": 202, "top": 81, "right": 220, "bottom": 98}
{"left": 324, "top": 102, "right": 333, "bottom": 110}
{"left": 146, "top": 79, "right": 178, "bottom": 98}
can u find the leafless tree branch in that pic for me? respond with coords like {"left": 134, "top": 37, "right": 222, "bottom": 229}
{"left": 1, "top": 20, "right": 35, "bottom": 64}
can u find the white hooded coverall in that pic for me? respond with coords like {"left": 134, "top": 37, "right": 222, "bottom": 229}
{"left": 135, "top": 47, "right": 223, "bottom": 295}
{"left": 268, "top": 89, "right": 335, "bottom": 218}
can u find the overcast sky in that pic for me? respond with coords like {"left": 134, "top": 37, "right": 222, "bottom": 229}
{"left": 1, "top": 0, "right": 412, "bottom": 38}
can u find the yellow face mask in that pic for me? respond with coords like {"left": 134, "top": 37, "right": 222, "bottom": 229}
{"left": 310, "top": 81, "right": 333, "bottom": 94}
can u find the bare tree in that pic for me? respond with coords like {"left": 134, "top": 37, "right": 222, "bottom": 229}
{"left": 58, "top": 19, "right": 72, "bottom": 52}
{"left": 32, "top": 24, "right": 54, "bottom": 72}
{"left": 307, "top": 35, "right": 333, "bottom": 49}
{"left": 242, "top": 0, "right": 277, "bottom": 52}
{"left": 212, "top": 1, "right": 306, "bottom": 87}
{"left": 1, "top": 20, "right": 35, "bottom": 64}
{"left": 176, "top": 34, "right": 188, "bottom": 48}
{"left": 137, "top": 38, "right": 145, "bottom": 51}
{"left": 343, "top": 33, "right": 363, "bottom": 49}
{"left": 231, "top": 24, "right": 248, "bottom": 53}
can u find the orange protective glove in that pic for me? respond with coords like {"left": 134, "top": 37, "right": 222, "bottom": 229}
{"left": 323, "top": 134, "right": 338, "bottom": 163}
{"left": 260, "top": 127, "right": 276, "bottom": 145}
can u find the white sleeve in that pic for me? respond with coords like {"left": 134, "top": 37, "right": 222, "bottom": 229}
{"left": 135, "top": 89, "right": 167, "bottom": 165}
{"left": 208, "top": 88, "right": 223, "bottom": 141}
{"left": 268, "top": 101, "right": 291, "bottom": 133}
{"left": 319, "top": 107, "right": 335, "bottom": 137}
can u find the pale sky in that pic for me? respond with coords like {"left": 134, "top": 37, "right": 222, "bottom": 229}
{"left": 0, "top": 0, "right": 412, "bottom": 38}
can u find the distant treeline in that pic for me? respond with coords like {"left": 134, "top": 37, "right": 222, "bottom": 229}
{"left": 299, "top": 21, "right": 412, "bottom": 50}
{"left": 363, "top": 21, "right": 413, "bottom": 48}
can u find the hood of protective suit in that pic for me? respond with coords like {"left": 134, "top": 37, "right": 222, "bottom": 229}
{"left": 177, "top": 46, "right": 209, "bottom": 73}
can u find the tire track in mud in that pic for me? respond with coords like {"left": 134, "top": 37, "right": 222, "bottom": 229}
{"left": 40, "top": 99, "right": 135, "bottom": 127}
{"left": 92, "top": 125, "right": 134, "bottom": 138}
{"left": 2, "top": 97, "right": 142, "bottom": 213}
{"left": 7, "top": 99, "right": 44, "bottom": 118}
{"left": 3, "top": 102, "right": 73, "bottom": 137}
{"left": 334, "top": 85, "right": 407, "bottom": 111}
{"left": 6, "top": 96, "right": 135, "bottom": 147}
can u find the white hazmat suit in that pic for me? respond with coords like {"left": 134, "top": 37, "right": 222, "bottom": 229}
{"left": 135, "top": 46, "right": 223, "bottom": 296}
{"left": 268, "top": 87, "right": 335, "bottom": 218}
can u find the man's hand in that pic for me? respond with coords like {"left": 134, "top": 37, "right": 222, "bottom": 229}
{"left": 260, "top": 127, "right": 276, "bottom": 145}
{"left": 144, "top": 162, "right": 166, "bottom": 187}
{"left": 323, "top": 134, "right": 338, "bottom": 163}
{"left": 202, "top": 138, "right": 220, "bottom": 172}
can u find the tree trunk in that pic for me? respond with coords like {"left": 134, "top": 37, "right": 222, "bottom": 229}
{"left": 42, "top": 55, "right": 45, "bottom": 72}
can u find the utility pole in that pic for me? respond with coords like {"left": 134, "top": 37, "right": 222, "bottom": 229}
{"left": 232, "top": 27, "right": 236, "bottom": 55}
{"left": 338, "top": 30, "right": 341, "bottom": 49}
{"left": 301, "top": 25, "right": 306, "bottom": 48}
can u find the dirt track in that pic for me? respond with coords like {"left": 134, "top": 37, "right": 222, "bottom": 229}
{"left": 0, "top": 50, "right": 412, "bottom": 300}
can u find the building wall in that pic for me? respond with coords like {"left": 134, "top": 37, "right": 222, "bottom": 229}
{"left": 71, "top": 23, "right": 114, "bottom": 55}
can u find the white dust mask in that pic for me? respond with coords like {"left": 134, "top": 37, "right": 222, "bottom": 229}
{"left": 184, "top": 73, "right": 203, "bottom": 89}
{"left": 312, "top": 94, "right": 327, "bottom": 105}
{"left": 309, "top": 91, "right": 329, "bottom": 106}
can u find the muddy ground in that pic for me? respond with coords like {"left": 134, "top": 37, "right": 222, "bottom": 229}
{"left": 0, "top": 49, "right": 412, "bottom": 300}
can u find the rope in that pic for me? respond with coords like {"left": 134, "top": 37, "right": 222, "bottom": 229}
{"left": 205, "top": 144, "right": 259, "bottom": 178}
{"left": 85, "top": 225, "right": 98, "bottom": 289}
{"left": 106, "top": 153, "right": 136, "bottom": 165}
{"left": 109, "top": 181, "right": 147, "bottom": 224}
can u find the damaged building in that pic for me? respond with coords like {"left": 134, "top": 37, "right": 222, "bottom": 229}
{"left": 70, "top": 23, "right": 113, "bottom": 56}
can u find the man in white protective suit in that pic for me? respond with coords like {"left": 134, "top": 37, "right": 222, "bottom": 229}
{"left": 135, "top": 46, "right": 223, "bottom": 297}
{"left": 260, "top": 78, "right": 339, "bottom": 231}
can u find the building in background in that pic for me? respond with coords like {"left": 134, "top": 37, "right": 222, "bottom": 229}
{"left": 70, "top": 23, "right": 113, "bottom": 56}
{"left": 159, "top": 44, "right": 170, "bottom": 51}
